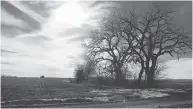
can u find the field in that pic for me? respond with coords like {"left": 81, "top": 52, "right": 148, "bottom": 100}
{"left": 1, "top": 77, "right": 192, "bottom": 108}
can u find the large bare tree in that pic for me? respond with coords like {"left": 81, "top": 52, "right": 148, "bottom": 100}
{"left": 119, "top": 5, "right": 192, "bottom": 85}
{"left": 86, "top": 17, "right": 135, "bottom": 85}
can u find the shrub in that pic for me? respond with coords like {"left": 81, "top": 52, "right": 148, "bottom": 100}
{"left": 91, "top": 77, "right": 114, "bottom": 86}
{"left": 74, "top": 65, "right": 86, "bottom": 83}
{"left": 39, "top": 75, "right": 45, "bottom": 78}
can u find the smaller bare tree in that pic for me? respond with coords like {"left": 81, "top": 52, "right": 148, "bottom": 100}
{"left": 154, "top": 60, "right": 168, "bottom": 81}
{"left": 74, "top": 65, "right": 85, "bottom": 83}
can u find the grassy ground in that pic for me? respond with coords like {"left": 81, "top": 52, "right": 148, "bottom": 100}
{"left": 1, "top": 77, "right": 192, "bottom": 108}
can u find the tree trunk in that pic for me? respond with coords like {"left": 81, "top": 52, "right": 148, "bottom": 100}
{"left": 138, "top": 59, "right": 144, "bottom": 84}
{"left": 147, "top": 71, "right": 154, "bottom": 86}
{"left": 138, "top": 66, "right": 144, "bottom": 84}
{"left": 146, "top": 57, "right": 157, "bottom": 86}
{"left": 111, "top": 71, "right": 114, "bottom": 79}
{"left": 145, "top": 66, "right": 154, "bottom": 86}
{"left": 115, "top": 68, "right": 124, "bottom": 85}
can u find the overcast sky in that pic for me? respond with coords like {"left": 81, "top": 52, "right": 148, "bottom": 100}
{"left": 1, "top": 1, "right": 192, "bottom": 79}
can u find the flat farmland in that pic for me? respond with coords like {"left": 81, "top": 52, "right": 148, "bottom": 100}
{"left": 1, "top": 77, "right": 94, "bottom": 101}
{"left": 1, "top": 77, "right": 192, "bottom": 108}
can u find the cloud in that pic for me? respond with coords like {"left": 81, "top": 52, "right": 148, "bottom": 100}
{"left": 7, "top": 1, "right": 45, "bottom": 23}
{"left": 41, "top": 1, "right": 118, "bottom": 39}
{"left": 1, "top": 1, "right": 41, "bottom": 31}
{"left": 1, "top": 49, "right": 17, "bottom": 53}
{"left": 1, "top": 8, "right": 27, "bottom": 27}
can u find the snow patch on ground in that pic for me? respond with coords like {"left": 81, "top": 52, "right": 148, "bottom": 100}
{"left": 114, "top": 89, "right": 134, "bottom": 92}
{"left": 139, "top": 89, "right": 170, "bottom": 99}
{"left": 93, "top": 97, "right": 111, "bottom": 102}
{"left": 150, "top": 88, "right": 186, "bottom": 93}
{"left": 90, "top": 89, "right": 113, "bottom": 93}
{"left": 90, "top": 88, "right": 171, "bottom": 100}
{"left": 40, "top": 98, "right": 68, "bottom": 101}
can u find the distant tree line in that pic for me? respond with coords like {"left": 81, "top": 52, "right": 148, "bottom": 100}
{"left": 1, "top": 74, "right": 17, "bottom": 78}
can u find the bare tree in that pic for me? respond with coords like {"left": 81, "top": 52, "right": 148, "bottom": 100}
{"left": 154, "top": 60, "right": 168, "bottom": 80}
{"left": 86, "top": 17, "right": 135, "bottom": 85}
{"left": 82, "top": 55, "right": 96, "bottom": 80}
{"left": 119, "top": 5, "right": 192, "bottom": 86}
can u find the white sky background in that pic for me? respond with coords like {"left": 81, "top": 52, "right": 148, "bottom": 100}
{"left": 1, "top": 1, "right": 192, "bottom": 79}
{"left": 165, "top": 58, "right": 192, "bottom": 79}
